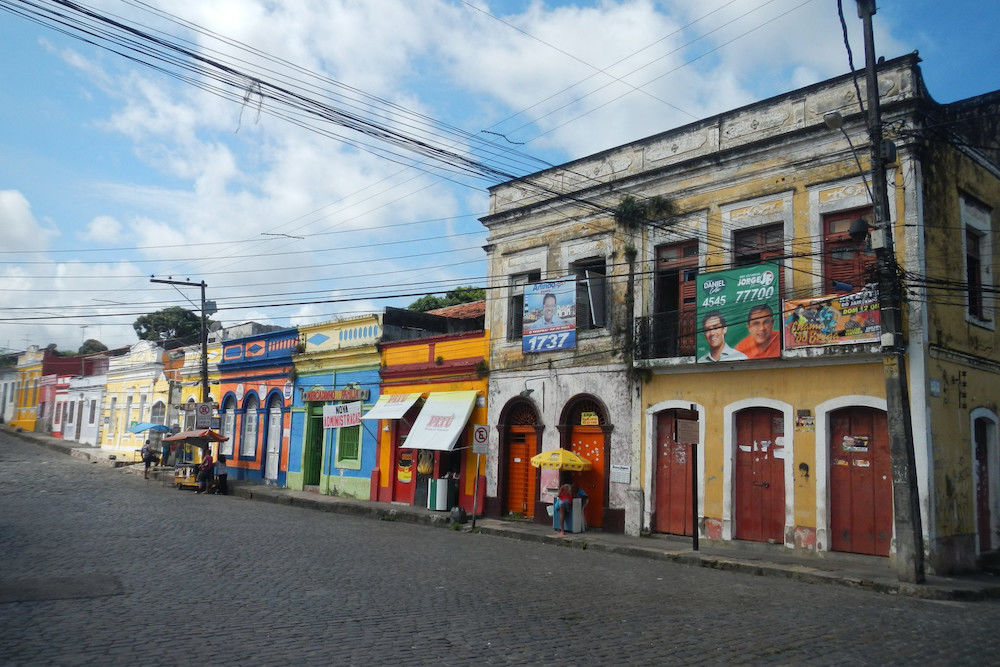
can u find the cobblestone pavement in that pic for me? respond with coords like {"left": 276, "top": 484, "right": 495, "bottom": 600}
{"left": 2, "top": 433, "right": 999, "bottom": 666}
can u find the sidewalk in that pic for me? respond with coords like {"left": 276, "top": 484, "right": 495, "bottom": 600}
{"left": 6, "top": 424, "right": 1000, "bottom": 601}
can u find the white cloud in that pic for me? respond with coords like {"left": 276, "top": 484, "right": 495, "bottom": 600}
{"left": 0, "top": 190, "right": 57, "bottom": 252}
{"left": 80, "top": 215, "right": 123, "bottom": 243}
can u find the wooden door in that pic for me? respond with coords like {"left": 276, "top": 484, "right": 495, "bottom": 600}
{"left": 975, "top": 418, "right": 992, "bottom": 552}
{"left": 570, "top": 425, "right": 605, "bottom": 528}
{"left": 734, "top": 408, "right": 785, "bottom": 543}
{"left": 654, "top": 410, "right": 693, "bottom": 535}
{"left": 829, "top": 407, "right": 891, "bottom": 556}
{"left": 505, "top": 427, "right": 536, "bottom": 517}
{"left": 303, "top": 406, "right": 323, "bottom": 486}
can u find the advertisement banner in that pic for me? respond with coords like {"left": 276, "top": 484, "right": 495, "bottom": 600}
{"left": 695, "top": 263, "right": 781, "bottom": 363}
{"left": 522, "top": 277, "right": 577, "bottom": 353}
{"left": 783, "top": 287, "right": 881, "bottom": 348}
{"left": 323, "top": 401, "right": 361, "bottom": 429}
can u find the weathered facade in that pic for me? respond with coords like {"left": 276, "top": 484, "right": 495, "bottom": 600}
{"left": 482, "top": 54, "right": 999, "bottom": 572}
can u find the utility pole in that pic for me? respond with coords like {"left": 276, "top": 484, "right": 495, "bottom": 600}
{"left": 856, "top": 0, "right": 924, "bottom": 583}
{"left": 149, "top": 277, "right": 213, "bottom": 403}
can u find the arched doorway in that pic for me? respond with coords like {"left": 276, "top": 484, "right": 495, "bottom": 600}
{"left": 829, "top": 406, "right": 891, "bottom": 556}
{"left": 653, "top": 407, "right": 699, "bottom": 535}
{"left": 561, "top": 395, "right": 611, "bottom": 529}
{"left": 498, "top": 399, "right": 541, "bottom": 519}
{"left": 734, "top": 406, "right": 785, "bottom": 543}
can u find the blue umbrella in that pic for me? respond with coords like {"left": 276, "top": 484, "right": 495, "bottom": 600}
{"left": 127, "top": 422, "right": 171, "bottom": 434}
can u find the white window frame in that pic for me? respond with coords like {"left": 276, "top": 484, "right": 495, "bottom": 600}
{"left": 962, "top": 195, "right": 994, "bottom": 329}
{"left": 240, "top": 395, "right": 259, "bottom": 458}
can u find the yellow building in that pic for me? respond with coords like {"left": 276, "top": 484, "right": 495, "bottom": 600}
{"left": 100, "top": 340, "right": 168, "bottom": 457}
{"left": 11, "top": 346, "right": 44, "bottom": 431}
{"left": 171, "top": 339, "right": 223, "bottom": 430}
{"left": 483, "top": 54, "right": 1000, "bottom": 574}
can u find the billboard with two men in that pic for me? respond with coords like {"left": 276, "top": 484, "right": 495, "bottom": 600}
{"left": 695, "top": 263, "right": 781, "bottom": 363}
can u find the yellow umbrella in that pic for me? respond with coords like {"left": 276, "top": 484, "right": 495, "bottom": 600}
{"left": 529, "top": 448, "right": 592, "bottom": 471}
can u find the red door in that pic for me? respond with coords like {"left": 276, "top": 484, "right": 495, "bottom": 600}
{"left": 975, "top": 418, "right": 992, "bottom": 552}
{"left": 654, "top": 410, "right": 694, "bottom": 535}
{"left": 734, "top": 408, "right": 785, "bottom": 543}
{"left": 505, "top": 427, "right": 536, "bottom": 517}
{"left": 570, "top": 425, "right": 605, "bottom": 528}
{"left": 829, "top": 407, "right": 891, "bottom": 556}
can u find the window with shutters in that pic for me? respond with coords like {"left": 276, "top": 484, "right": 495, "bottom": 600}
{"left": 962, "top": 195, "right": 993, "bottom": 327}
{"left": 89, "top": 399, "right": 97, "bottom": 425}
{"left": 149, "top": 401, "right": 166, "bottom": 448}
{"left": 734, "top": 223, "right": 785, "bottom": 298}
{"left": 822, "top": 208, "right": 876, "bottom": 293}
{"left": 572, "top": 257, "right": 607, "bottom": 331}
{"left": 219, "top": 397, "right": 235, "bottom": 457}
{"left": 184, "top": 397, "right": 196, "bottom": 431}
{"left": 508, "top": 270, "right": 541, "bottom": 341}
{"left": 335, "top": 424, "right": 362, "bottom": 469}
{"left": 653, "top": 240, "right": 699, "bottom": 357}
{"left": 241, "top": 394, "right": 259, "bottom": 457}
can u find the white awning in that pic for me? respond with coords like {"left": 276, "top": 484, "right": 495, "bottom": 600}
{"left": 399, "top": 390, "right": 478, "bottom": 451}
{"left": 361, "top": 392, "right": 422, "bottom": 421}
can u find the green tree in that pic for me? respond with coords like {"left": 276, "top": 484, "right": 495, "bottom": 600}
{"left": 407, "top": 285, "right": 485, "bottom": 312}
{"left": 133, "top": 306, "right": 214, "bottom": 343}
{"left": 79, "top": 339, "right": 108, "bottom": 355}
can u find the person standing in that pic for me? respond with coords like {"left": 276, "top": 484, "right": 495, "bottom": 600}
{"left": 160, "top": 440, "right": 170, "bottom": 467}
{"left": 196, "top": 446, "right": 214, "bottom": 494}
{"left": 214, "top": 455, "right": 228, "bottom": 495}
{"left": 141, "top": 440, "right": 155, "bottom": 480}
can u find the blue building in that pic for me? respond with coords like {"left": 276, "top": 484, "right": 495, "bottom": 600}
{"left": 287, "top": 315, "right": 381, "bottom": 498}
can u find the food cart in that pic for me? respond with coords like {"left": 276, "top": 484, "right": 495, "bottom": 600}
{"left": 163, "top": 429, "right": 228, "bottom": 491}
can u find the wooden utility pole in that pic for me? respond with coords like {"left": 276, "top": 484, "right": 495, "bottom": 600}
{"left": 856, "top": 0, "right": 924, "bottom": 583}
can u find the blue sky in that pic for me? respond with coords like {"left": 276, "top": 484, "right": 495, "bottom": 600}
{"left": 0, "top": 0, "right": 997, "bottom": 352}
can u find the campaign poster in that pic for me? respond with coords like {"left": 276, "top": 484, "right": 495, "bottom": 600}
{"left": 783, "top": 287, "right": 881, "bottom": 349}
{"left": 695, "top": 263, "right": 781, "bottom": 363}
{"left": 522, "top": 277, "right": 577, "bottom": 353}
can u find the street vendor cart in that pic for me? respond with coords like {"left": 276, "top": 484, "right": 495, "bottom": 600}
{"left": 163, "top": 429, "right": 228, "bottom": 491}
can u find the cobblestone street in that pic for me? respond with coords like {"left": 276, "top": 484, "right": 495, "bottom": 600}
{"left": 2, "top": 433, "right": 999, "bottom": 665}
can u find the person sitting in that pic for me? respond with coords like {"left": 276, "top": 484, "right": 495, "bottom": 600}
{"left": 554, "top": 483, "right": 573, "bottom": 536}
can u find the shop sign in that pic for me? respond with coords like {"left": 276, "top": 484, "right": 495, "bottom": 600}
{"left": 580, "top": 411, "right": 599, "bottom": 426}
{"left": 522, "top": 277, "right": 577, "bottom": 353}
{"left": 303, "top": 388, "right": 370, "bottom": 402}
{"left": 784, "top": 287, "right": 881, "bottom": 349}
{"left": 323, "top": 401, "right": 361, "bottom": 429}
{"left": 696, "top": 262, "right": 781, "bottom": 363}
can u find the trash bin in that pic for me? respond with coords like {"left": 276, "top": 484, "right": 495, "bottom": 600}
{"left": 427, "top": 478, "right": 448, "bottom": 510}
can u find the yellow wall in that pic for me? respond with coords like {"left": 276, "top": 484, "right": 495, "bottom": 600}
{"left": 641, "top": 362, "right": 885, "bottom": 530}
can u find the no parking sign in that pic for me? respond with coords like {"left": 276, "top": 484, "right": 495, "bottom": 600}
{"left": 472, "top": 424, "right": 488, "bottom": 454}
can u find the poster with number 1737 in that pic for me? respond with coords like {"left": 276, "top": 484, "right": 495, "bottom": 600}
{"left": 522, "top": 278, "right": 577, "bottom": 353}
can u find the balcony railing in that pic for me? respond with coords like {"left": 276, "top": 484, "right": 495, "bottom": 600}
{"left": 634, "top": 312, "right": 696, "bottom": 360}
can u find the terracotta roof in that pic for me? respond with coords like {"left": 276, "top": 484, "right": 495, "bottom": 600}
{"left": 427, "top": 300, "right": 486, "bottom": 319}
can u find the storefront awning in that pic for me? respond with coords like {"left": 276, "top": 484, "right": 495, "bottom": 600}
{"left": 361, "top": 392, "right": 422, "bottom": 421}
{"left": 399, "top": 390, "right": 478, "bottom": 451}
